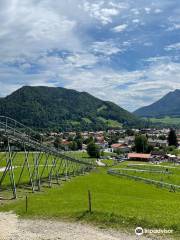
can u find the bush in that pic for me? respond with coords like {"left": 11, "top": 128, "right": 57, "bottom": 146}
{"left": 87, "top": 142, "right": 100, "bottom": 158}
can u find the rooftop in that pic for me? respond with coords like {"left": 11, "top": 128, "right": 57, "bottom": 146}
{"left": 128, "top": 153, "right": 151, "bottom": 159}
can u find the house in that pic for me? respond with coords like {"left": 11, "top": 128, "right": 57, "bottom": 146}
{"left": 166, "top": 154, "right": 177, "bottom": 162}
{"left": 61, "top": 140, "right": 70, "bottom": 151}
{"left": 118, "top": 138, "right": 126, "bottom": 144}
{"left": 82, "top": 144, "right": 87, "bottom": 150}
{"left": 128, "top": 153, "right": 152, "bottom": 162}
{"left": 124, "top": 136, "right": 135, "bottom": 145}
{"left": 148, "top": 139, "right": 168, "bottom": 148}
{"left": 177, "top": 134, "right": 180, "bottom": 146}
{"left": 151, "top": 151, "right": 166, "bottom": 157}
{"left": 96, "top": 136, "right": 108, "bottom": 149}
{"left": 151, "top": 151, "right": 166, "bottom": 161}
{"left": 111, "top": 143, "right": 131, "bottom": 153}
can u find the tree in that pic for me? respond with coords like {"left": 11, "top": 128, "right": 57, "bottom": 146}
{"left": 158, "top": 135, "right": 166, "bottom": 140}
{"left": 147, "top": 144, "right": 154, "bottom": 153}
{"left": 114, "top": 148, "right": 123, "bottom": 155}
{"left": 87, "top": 142, "right": 100, "bottom": 158}
{"left": 54, "top": 137, "right": 62, "bottom": 149}
{"left": 69, "top": 141, "right": 78, "bottom": 151}
{"left": 108, "top": 134, "right": 119, "bottom": 146}
{"left": 67, "top": 135, "right": 74, "bottom": 142}
{"left": 168, "top": 129, "right": 178, "bottom": 147}
{"left": 101, "top": 151, "right": 105, "bottom": 157}
{"left": 74, "top": 133, "right": 83, "bottom": 150}
{"left": 33, "top": 133, "right": 42, "bottom": 142}
{"left": 125, "top": 129, "right": 134, "bottom": 136}
{"left": 135, "top": 135, "right": 148, "bottom": 153}
{"left": 83, "top": 136, "right": 94, "bottom": 144}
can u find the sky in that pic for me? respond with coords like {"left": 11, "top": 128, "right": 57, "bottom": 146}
{"left": 0, "top": 0, "right": 180, "bottom": 111}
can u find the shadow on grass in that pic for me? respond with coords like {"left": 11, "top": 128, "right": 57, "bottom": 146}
{"left": 75, "top": 210, "right": 180, "bottom": 234}
{"left": 76, "top": 210, "right": 91, "bottom": 220}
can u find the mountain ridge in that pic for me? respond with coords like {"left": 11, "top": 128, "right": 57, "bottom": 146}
{"left": 134, "top": 89, "right": 180, "bottom": 117}
{"left": 0, "top": 86, "right": 140, "bottom": 131}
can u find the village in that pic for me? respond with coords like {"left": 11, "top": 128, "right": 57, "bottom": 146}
{"left": 40, "top": 128, "right": 180, "bottom": 164}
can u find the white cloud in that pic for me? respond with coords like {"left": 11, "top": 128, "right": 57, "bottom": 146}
{"left": 144, "top": 56, "right": 171, "bottom": 63}
{"left": 131, "top": 8, "right": 140, "bottom": 15}
{"left": 62, "top": 60, "right": 180, "bottom": 111}
{"left": 165, "top": 43, "right": 180, "bottom": 51}
{"left": 144, "top": 8, "right": 151, "bottom": 14}
{"left": 154, "top": 9, "right": 162, "bottom": 14}
{"left": 0, "top": 0, "right": 82, "bottom": 63}
{"left": 65, "top": 53, "right": 98, "bottom": 68}
{"left": 167, "top": 24, "right": 180, "bottom": 31}
{"left": 0, "top": 0, "right": 180, "bottom": 112}
{"left": 91, "top": 41, "right": 122, "bottom": 56}
{"left": 83, "top": 1, "right": 120, "bottom": 25}
{"left": 108, "top": 1, "right": 128, "bottom": 9}
{"left": 1, "top": 47, "right": 180, "bottom": 112}
{"left": 112, "top": 24, "right": 128, "bottom": 32}
{"left": 83, "top": 1, "right": 128, "bottom": 25}
{"left": 132, "top": 19, "right": 140, "bottom": 24}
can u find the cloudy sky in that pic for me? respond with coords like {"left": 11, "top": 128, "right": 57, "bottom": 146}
{"left": 0, "top": 0, "right": 180, "bottom": 111}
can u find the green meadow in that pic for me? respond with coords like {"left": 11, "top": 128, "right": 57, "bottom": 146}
{"left": 147, "top": 116, "right": 180, "bottom": 126}
{"left": 0, "top": 152, "right": 180, "bottom": 238}
{"left": 0, "top": 152, "right": 86, "bottom": 189}
{"left": 111, "top": 162, "right": 180, "bottom": 186}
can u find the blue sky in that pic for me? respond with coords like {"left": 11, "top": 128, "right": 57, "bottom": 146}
{"left": 0, "top": 0, "right": 180, "bottom": 111}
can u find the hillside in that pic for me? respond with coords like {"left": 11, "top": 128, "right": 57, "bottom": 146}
{"left": 0, "top": 86, "right": 140, "bottom": 131}
{"left": 134, "top": 89, "right": 180, "bottom": 118}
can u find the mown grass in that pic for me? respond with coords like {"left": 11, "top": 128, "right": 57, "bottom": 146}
{"left": 97, "top": 117, "right": 122, "bottom": 128}
{"left": 0, "top": 167, "right": 180, "bottom": 236}
{"left": 101, "top": 159, "right": 116, "bottom": 166}
{"left": 147, "top": 116, "right": 180, "bottom": 126}
{"left": 0, "top": 152, "right": 180, "bottom": 238}
{"left": 113, "top": 162, "right": 180, "bottom": 186}
{"left": 0, "top": 152, "right": 83, "bottom": 188}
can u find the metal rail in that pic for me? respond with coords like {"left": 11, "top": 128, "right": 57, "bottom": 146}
{"left": 0, "top": 116, "right": 94, "bottom": 199}
{"left": 108, "top": 169, "right": 180, "bottom": 192}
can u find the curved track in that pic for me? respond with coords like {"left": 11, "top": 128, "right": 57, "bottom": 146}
{"left": 0, "top": 116, "right": 94, "bottom": 198}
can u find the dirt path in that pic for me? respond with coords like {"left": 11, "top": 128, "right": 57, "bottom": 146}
{"left": 0, "top": 212, "right": 171, "bottom": 240}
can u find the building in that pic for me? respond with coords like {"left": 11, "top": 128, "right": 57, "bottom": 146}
{"left": 124, "top": 136, "right": 135, "bottom": 145}
{"left": 111, "top": 143, "right": 131, "bottom": 153}
{"left": 61, "top": 140, "right": 70, "bottom": 151}
{"left": 151, "top": 151, "right": 166, "bottom": 161}
{"left": 148, "top": 139, "right": 168, "bottom": 148}
{"left": 128, "top": 153, "right": 152, "bottom": 161}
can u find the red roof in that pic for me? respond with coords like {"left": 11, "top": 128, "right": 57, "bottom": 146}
{"left": 128, "top": 153, "right": 151, "bottom": 159}
{"left": 62, "top": 140, "right": 70, "bottom": 145}
{"left": 111, "top": 143, "right": 127, "bottom": 149}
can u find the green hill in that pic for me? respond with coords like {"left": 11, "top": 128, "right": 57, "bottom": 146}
{"left": 134, "top": 89, "right": 180, "bottom": 118}
{"left": 0, "top": 86, "right": 140, "bottom": 131}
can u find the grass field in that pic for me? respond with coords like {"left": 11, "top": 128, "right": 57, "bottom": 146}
{"left": 112, "top": 162, "right": 180, "bottom": 186}
{"left": 0, "top": 152, "right": 89, "bottom": 189}
{"left": 146, "top": 116, "right": 180, "bottom": 126}
{"left": 101, "top": 159, "right": 116, "bottom": 166}
{"left": 0, "top": 153, "right": 180, "bottom": 237}
{"left": 65, "top": 151, "right": 95, "bottom": 160}
{"left": 97, "top": 117, "right": 122, "bottom": 128}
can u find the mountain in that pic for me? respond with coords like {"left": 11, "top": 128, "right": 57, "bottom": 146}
{"left": 134, "top": 89, "right": 180, "bottom": 117}
{"left": 0, "top": 86, "right": 140, "bottom": 131}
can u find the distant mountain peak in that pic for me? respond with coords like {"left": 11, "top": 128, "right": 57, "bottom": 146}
{"left": 134, "top": 89, "right": 180, "bottom": 117}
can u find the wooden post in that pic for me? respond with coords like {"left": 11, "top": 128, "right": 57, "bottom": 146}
{"left": 88, "top": 190, "right": 92, "bottom": 213}
{"left": 26, "top": 196, "right": 28, "bottom": 213}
